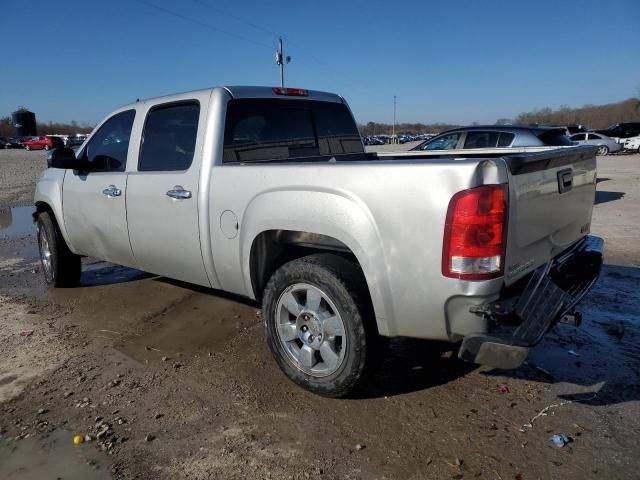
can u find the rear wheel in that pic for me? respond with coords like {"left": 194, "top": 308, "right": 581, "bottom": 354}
{"left": 597, "top": 145, "right": 609, "bottom": 156}
{"left": 262, "top": 254, "right": 377, "bottom": 397}
{"left": 37, "top": 211, "right": 81, "bottom": 287}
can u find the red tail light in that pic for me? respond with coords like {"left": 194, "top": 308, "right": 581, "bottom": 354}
{"left": 442, "top": 184, "right": 508, "bottom": 280}
{"left": 272, "top": 87, "right": 309, "bottom": 96}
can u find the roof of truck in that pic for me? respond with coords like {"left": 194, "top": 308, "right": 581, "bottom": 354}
{"left": 124, "top": 86, "right": 344, "bottom": 109}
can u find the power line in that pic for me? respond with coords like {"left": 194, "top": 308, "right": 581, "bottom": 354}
{"left": 134, "top": 0, "right": 273, "bottom": 51}
{"left": 134, "top": 0, "right": 383, "bottom": 103}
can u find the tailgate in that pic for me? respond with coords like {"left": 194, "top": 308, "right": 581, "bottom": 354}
{"left": 503, "top": 146, "right": 598, "bottom": 286}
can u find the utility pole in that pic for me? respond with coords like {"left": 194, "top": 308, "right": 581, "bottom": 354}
{"left": 275, "top": 37, "right": 291, "bottom": 88}
{"left": 392, "top": 95, "right": 397, "bottom": 144}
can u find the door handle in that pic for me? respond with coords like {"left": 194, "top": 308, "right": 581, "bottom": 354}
{"left": 166, "top": 186, "right": 192, "bottom": 200}
{"left": 102, "top": 185, "right": 122, "bottom": 198}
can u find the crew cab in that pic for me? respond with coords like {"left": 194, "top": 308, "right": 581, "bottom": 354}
{"left": 34, "top": 86, "right": 603, "bottom": 397}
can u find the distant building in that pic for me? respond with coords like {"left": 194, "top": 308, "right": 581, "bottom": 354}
{"left": 12, "top": 109, "right": 37, "bottom": 137}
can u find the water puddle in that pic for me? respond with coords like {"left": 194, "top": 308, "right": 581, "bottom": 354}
{"left": 0, "top": 429, "right": 111, "bottom": 480}
{"left": 0, "top": 207, "right": 35, "bottom": 239}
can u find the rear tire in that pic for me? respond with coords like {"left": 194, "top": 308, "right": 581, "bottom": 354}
{"left": 597, "top": 145, "right": 609, "bottom": 156}
{"left": 36, "top": 211, "right": 81, "bottom": 287}
{"left": 262, "top": 253, "right": 378, "bottom": 397}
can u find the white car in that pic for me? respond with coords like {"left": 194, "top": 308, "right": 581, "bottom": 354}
{"left": 624, "top": 135, "right": 640, "bottom": 152}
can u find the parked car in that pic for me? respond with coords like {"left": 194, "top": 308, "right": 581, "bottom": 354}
{"left": 410, "top": 126, "right": 573, "bottom": 151}
{"left": 22, "top": 136, "right": 64, "bottom": 151}
{"left": 35, "top": 86, "right": 602, "bottom": 397}
{"left": 569, "top": 132, "right": 622, "bottom": 155}
{"left": 65, "top": 136, "right": 86, "bottom": 148}
{"left": 623, "top": 135, "right": 640, "bottom": 153}
{"left": 592, "top": 123, "right": 640, "bottom": 142}
{"left": 0, "top": 137, "right": 24, "bottom": 149}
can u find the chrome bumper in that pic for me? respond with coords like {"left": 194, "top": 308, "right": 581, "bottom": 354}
{"left": 459, "top": 235, "right": 604, "bottom": 369}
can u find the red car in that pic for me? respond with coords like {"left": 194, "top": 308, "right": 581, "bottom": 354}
{"left": 22, "top": 136, "right": 64, "bottom": 151}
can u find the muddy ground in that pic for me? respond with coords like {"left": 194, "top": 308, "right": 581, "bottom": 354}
{"left": 0, "top": 147, "right": 639, "bottom": 480}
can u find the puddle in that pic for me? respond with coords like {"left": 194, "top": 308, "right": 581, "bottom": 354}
{"left": 0, "top": 429, "right": 111, "bottom": 480}
{"left": 0, "top": 207, "right": 35, "bottom": 239}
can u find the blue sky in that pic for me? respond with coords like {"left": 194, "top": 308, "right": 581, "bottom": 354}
{"left": 1, "top": 0, "right": 638, "bottom": 125}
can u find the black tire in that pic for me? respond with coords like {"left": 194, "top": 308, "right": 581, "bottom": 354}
{"left": 262, "top": 253, "right": 378, "bottom": 398}
{"left": 597, "top": 145, "right": 609, "bottom": 156}
{"left": 36, "top": 211, "right": 81, "bottom": 287}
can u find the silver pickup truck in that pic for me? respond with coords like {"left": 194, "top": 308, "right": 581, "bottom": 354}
{"left": 34, "top": 86, "right": 603, "bottom": 397}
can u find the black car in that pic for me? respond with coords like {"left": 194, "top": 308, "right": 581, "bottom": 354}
{"left": 65, "top": 136, "right": 86, "bottom": 148}
{"left": 0, "top": 137, "right": 24, "bottom": 149}
{"left": 592, "top": 122, "right": 640, "bottom": 140}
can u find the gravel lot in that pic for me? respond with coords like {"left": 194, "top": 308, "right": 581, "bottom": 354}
{"left": 0, "top": 147, "right": 638, "bottom": 479}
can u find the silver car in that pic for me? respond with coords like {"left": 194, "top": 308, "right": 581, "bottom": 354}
{"left": 410, "top": 126, "right": 573, "bottom": 151}
{"left": 569, "top": 132, "right": 622, "bottom": 155}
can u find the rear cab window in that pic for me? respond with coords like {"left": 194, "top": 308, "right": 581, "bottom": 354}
{"left": 139, "top": 102, "right": 200, "bottom": 171}
{"left": 222, "top": 99, "right": 363, "bottom": 163}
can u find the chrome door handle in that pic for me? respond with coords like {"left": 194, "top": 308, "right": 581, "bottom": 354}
{"left": 166, "top": 186, "right": 192, "bottom": 200}
{"left": 102, "top": 185, "right": 122, "bottom": 198}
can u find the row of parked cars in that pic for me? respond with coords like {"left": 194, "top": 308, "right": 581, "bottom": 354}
{"left": 363, "top": 133, "right": 433, "bottom": 145}
{"left": 0, "top": 135, "right": 87, "bottom": 151}
{"left": 389, "top": 122, "right": 640, "bottom": 155}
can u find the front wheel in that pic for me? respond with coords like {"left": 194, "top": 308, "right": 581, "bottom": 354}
{"left": 262, "top": 253, "right": 377, "bottom": 397}
{"left": 597, "top": 145, "right": 609, "bottom": 156}
{"left": 37, "top": 211, "right": 81, "bottom": 287}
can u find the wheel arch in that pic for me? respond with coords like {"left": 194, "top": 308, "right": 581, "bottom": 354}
{"left": 240, "top": 189, "right": 395, "bottom": 336}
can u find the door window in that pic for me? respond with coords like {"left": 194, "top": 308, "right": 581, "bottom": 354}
{"left": 422, "top": 132, "right": 461, "bottom": 150}
{"left": 588, "top": 133, "right": 602, "bottom": 140}
{"left": 138, "top": 102, "right": 200, "bottom": 171}
{"left": 571, "top": 133, "right": 586, "bottom": 141}
{"left": 83, "top": 110, "right": 135, "bottom": 172}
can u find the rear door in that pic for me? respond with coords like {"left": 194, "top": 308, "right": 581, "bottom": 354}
{"left": 62, "top": 110, "right": 137, "bottom": 266}
{"left": 503, "top": 146, "right": 597, "bottom": 285}
{"left": 126, "top": 97, "right": 210, "bottom": 286}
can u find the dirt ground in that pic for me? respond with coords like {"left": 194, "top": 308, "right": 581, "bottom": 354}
{"left": 0, "top": 147, "right": 638, "bottom": 480}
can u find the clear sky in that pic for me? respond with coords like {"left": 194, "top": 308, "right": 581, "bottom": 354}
{"left": 1, "top": 0, "right": 638, "bottom": 126}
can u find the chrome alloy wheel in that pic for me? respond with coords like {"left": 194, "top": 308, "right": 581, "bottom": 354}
{"left": 37, "top": 224, "right": 53, "bottom": 282}
{"left": 275, "top": 283, "right": 347, "bottom": 377}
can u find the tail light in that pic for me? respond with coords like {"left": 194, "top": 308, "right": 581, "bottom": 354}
{"left": 272, "top": 87, "right": 309, "bottom": 96}
{"left": 442, "top": 184, "right": 508, "bottom": 280}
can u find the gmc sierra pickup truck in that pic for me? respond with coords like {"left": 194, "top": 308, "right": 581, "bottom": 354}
{"left": 34, "top": 86, "right": 603, "bottom": 397}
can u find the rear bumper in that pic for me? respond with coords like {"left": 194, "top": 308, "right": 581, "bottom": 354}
{"left": 459, "top": 235, "right": 603, "bottom": 369}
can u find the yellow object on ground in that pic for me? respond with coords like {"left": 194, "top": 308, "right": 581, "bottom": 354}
{"left": 73, "top": 435, "right": 84, "bottom": 445}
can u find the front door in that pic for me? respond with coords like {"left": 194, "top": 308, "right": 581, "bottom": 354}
{"left": 126, "top": 99, "right": 209, "bottom": 286}
{"left": 62, "top": 109, "right": 137, "bottom": 267}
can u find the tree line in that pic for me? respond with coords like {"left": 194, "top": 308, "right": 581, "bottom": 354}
{"left": 2, "top": 96, "right": 638, "bottom": 139}
{"left": 359, "top": 97, "right": 640, "bottom": 135}
{"left": 0, "top": 116, "right": 94, "bottom": 137}
{"left": 514, "top": 97, "right": 640, "bottom": 129}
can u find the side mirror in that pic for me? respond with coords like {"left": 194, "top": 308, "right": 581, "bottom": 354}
{"left": 47, "top": 147, "right": 81, "bottom": 169}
